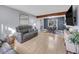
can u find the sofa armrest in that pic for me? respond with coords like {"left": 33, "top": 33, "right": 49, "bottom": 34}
{"left": 0, "top": 42, "right": 16, "bottom": 54}
{"left": 64, "top": 32, "right": 76, "bottom": 53}
{"left": 15, "top": 32, "right": 22, "bottom": 43}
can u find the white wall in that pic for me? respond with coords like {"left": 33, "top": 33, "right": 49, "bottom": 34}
{"left": 0, "top": 6, "right": 19, "bottom": 28}
{"left": 29, "top": 15, "right": 41, "bottom": 32}
{"left": 0, "top": 6, "right": 20, "bottom": 38}
{"left": 36, "top": 19, "right": 41, "bottom": 32}
{"left": 77, "top": 6, "right": 79, "bottom": 31}
{"left": 29, "top": 15, "right": 37, "bottom": 26}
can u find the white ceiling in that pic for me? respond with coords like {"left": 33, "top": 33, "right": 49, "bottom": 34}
{"left": 7, "top": 5, "right": 70, "bottom": 16}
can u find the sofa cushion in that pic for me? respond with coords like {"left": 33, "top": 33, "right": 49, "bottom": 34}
{"left": 0, "top": 42, "right": 12, "bottom": 53}
{"left": 4, "top": 50, "right": 16, "bottom": 54}
{"left": 16, "top": 25, "right": 32, "bottom": 33}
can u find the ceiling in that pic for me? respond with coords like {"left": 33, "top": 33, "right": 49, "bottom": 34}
{"left": 7, "top": 5, "right": 70, "bottom": 16}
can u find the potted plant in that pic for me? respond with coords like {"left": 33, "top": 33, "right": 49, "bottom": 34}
{"left": 69, "top": 32, "right": 79, "bottom": 53}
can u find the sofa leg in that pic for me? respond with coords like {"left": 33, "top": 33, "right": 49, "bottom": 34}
{"left": 66, "top": 50, "right": 77, "bottom": 54}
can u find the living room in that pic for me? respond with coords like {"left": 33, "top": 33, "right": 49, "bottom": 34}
{"left": 0, "top": 5, "right": 79, "bottom": 54}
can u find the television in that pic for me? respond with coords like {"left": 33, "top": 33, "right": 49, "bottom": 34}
{"left": 66, "top": 6, "right": 76, "bottom": 26}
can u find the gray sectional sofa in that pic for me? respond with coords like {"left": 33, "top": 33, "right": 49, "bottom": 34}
{"left": 16, "top": 25, "right": 38, "bottom": 43}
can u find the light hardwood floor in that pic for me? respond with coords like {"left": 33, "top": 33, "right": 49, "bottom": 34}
{"left": 14, "top": 32, "right": 66, "bottom": 54}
